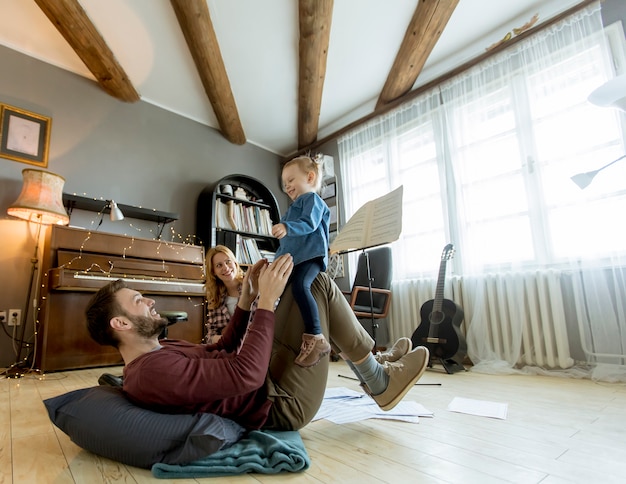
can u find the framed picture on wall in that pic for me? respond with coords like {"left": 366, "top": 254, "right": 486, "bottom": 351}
{"left": 0, "top": 104, "right": 52, "bottom": 168}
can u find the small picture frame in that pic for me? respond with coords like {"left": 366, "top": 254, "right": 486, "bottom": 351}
{"left": 0, "top": 104, "right": 52, "bottom": 168}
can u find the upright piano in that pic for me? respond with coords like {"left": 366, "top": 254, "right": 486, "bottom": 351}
{"left": 36, "top": 225, "right": 206, "bottom": 372}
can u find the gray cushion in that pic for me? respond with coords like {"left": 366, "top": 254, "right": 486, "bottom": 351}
{"left": 44, "top": 386, "right": 245, "bottom": 469}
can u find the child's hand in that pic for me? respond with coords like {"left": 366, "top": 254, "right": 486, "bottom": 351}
{"left": 272, "top": 223, "right": 287, "bottom": 239}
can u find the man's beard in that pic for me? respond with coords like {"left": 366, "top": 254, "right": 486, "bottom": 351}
{"left": 128, "top": 314, "right": 168, "bottom": 338}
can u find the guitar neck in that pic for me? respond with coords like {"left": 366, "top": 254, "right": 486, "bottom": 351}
{"left": 433, "top": 259, "right": 447, "bottom": 313}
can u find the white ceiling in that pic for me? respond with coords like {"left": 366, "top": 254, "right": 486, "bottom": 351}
{"left": 0, "top": 0, "right": 582, "bottom": 157}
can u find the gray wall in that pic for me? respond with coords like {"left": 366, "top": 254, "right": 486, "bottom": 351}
{"left": 0, "top": 45, "right": 286, "bottom": 368}
{"left": 602, "top": 0, "right": 626, "bottom": 27}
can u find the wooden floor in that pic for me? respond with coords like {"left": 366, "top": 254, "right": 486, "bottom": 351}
{"left": 3, "top": 360, "right": 626, "bottom": 483}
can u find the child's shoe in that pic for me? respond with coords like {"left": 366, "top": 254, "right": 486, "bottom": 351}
{"left": 295, "top": 333, "right": 331, "bottom": 367}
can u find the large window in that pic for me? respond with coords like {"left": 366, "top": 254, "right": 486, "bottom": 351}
{"left": 339, "top": 6, "right": 626, "bottom": 280}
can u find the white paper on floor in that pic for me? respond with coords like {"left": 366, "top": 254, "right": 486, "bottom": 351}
{"left": 312, "top": 386, "right": 434, "bottom": 424}
{"left": 447, "top": 396, "right": 508, "bottom": 419}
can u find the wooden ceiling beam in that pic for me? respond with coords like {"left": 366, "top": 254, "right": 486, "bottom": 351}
{"left": 298, "top": 0, "right": 333, "bottom": 150}
{"left": 170, "top": 0, "right": 246, "bottom": 145}
{"left": 34, "top": 0, "right": 139, "bottom": 103}
{"left": 376, "top": 0, "right": 459, "bottom": 109}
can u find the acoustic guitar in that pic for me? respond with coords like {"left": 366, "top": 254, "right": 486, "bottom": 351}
{"left": 411, "top": 244, "right": 467, "bottom": 373}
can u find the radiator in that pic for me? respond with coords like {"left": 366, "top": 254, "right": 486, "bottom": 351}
{"left": 475, "top": 271, "right": 574, "bottom": 369}
{"left": 391, "top": 271, "right": 575, "bottom": 369}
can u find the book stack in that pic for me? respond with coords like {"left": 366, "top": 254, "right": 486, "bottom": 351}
{"left": 236, "top": 236, "right": 263, "bottom": 264}
{"left": 215, "top": 200, "right": 273, "bottom": 236}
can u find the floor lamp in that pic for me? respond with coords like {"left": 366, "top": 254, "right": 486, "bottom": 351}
{"left": 5, "top": 169, "right": 69, "bottom": 378}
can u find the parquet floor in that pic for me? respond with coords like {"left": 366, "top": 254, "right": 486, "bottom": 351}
{"left": 3, "top": 360, "right": 626, "bottom": 483}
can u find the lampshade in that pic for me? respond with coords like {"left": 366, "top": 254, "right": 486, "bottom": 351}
{"left": 588, "top": 74, "right": 626, "bottom": 112}
{"left": 109, "top": 200, "right": 125, "bottom": 221}
{"left": 570, "top": 171, "right": 597, "bottom": 190}
{"left": 570, "top": 154, "right": 626, "bottom": 190}
{"left": 7, "top": 169, "right": 70, "bottom": 225}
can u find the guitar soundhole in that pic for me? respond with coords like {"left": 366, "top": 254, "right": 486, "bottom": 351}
{"left": 429, "top": 311, "right": 445, "bottom": 325}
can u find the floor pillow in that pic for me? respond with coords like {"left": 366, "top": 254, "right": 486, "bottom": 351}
{"left": 44, "top": 386, "right": 246, "bottom": 469}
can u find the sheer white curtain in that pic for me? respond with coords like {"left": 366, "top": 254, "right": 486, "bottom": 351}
{"left": 338, "top": 3, "right": 626, "bottom": 381}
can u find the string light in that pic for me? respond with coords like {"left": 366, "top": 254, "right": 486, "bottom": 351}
{"left": 13, "top": 193, "right": 211, "bottom": 378}
{"left": 64, "top": 203, "right": 204, "bottom": 292}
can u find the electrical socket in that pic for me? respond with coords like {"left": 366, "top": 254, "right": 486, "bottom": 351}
{"left": 9, "top": 309, "right": 21, "bottom": 326}
{"left": 0, "top": 311, "right": 6, "bottom": 324}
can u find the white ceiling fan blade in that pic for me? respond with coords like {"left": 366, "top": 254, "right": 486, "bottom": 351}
{"left": 588, "top": 73, "right": 626, "bottom": 111}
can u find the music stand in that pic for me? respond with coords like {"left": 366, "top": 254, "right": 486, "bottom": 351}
{"left": 362, "top": 249, "right": 378, "bottom": 345}
{"left": 329, "top": 186, "right": 404, "bottom": 348}
{"left": 339, "top": 244, "right": 385, "bottom": 347}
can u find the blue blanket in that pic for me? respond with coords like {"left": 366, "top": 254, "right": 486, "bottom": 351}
{"left": 151, "top": 430, "right": 310, "bottom": 479}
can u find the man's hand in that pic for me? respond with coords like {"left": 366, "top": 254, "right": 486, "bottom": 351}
{"left": 257, "top": 254, "right": 293, "bottom": 311}
{"left": 272, "top": 223, "right": 287, "bottom": 239}
{"left": 238, "top": 258, "right": 267, "bottom": 310}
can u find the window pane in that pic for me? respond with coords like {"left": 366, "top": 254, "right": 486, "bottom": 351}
{"left": 466, "top": 216, "right": 535, "bottom": 265}
{"left": 550, "top": 194, "right": 626, "bottom": 257}
{"left": 462, "top": 176, "right": 529, "bottom": 220}
{"left": 456, "top": 133, "right": 522, "bottom": 182}
{"left": 453, "top": 89, "right": 517, "bottom": 145}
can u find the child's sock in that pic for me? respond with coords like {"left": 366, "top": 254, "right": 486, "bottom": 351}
{"left": 352, "top": 354, "right": 389, "bottom": 395}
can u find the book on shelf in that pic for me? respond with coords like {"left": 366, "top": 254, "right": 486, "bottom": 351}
{"left": 330, "top": 185, "right": 403, "bottom": 254}
{"left": 216, "top": 199, "right": 273, "bottom": 236}
{"left": 233, "top": 234, "right": 272, "bottom": 265}
{"left": 259, "top": 249, "right": 275, "bottom": 263}
{"left": 216, "top": 200, "right": 236, "bottom": 230}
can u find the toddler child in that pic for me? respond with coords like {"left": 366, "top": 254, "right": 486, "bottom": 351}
{"left": 272, "top": 155, "right": 331, "bottom": 367}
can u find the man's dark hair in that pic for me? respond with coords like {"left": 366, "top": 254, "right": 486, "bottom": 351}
{"left": 85, "top": 279, "right": 128, "bottom": 348}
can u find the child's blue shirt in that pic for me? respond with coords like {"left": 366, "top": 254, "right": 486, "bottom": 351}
{"left": 274, "top": 192, "right": 330, "bottom": 269}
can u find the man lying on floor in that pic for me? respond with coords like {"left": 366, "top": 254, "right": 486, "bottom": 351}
{"left": 85, "top": 254, "right": 429, "bottom": 432}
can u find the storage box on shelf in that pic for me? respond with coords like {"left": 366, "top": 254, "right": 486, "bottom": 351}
{"left": 196, "top": 175, "right": 280, "bottom": 264}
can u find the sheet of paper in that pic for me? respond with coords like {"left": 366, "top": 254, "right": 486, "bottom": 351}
{"left": 368, "top": 189, "right": 403, "bottom": 246}
{"left": 447, "top": 396, "right": 508, "bottom": 419}
{"left": 330, "top": 186, "right": 403, "bottom": 254}
{"left": 312, "top": 386, "right": 433, "bottom": 424}
{"left": 329, "top": 207, "right": 368, "bottom": 252}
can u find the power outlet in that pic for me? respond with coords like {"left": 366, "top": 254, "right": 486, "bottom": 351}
{"left": 0, "top": 311, "right": 6, "bottom": 324}
{"left": 9, "top": 309, "right": 22, "bottom": 326}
